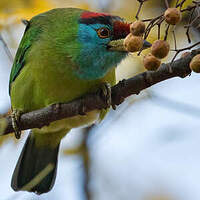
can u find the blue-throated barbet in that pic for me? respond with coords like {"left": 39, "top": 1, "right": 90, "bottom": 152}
{"left": 9, "top": 8, "right": 151, "bottom": 194}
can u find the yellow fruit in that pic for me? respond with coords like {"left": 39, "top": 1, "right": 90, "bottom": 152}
{"left": 143, "top": 53, "right": 161, "bottom": 71}
{"left": 190, "top": 54, "right": 200, "bottom": 73}
{"left": 124, "top": 33, "right": 143, "bottom": 52}
{"left": 151, "top": 40, "right": 170, "bottom": 59}
{"left": 164, "top": 8, "right": 182, "bottom": 25}
{"left": 130, "top": 21, "right": 146, "bottom": 36}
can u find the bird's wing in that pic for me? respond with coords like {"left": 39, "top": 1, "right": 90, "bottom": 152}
{"left": 9, "top": 23, "right": 40, "bottom": 94}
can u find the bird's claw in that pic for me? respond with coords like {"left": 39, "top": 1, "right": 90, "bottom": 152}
{"left": 100, "top": 83, "right": 112, "bottom": 108}
{"left": 11, "top": 109, "right": 22, "bottom": 139}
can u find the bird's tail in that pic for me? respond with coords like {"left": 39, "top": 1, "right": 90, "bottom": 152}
{"left": 11, "top": 129, "right": 65, "bottom": 194}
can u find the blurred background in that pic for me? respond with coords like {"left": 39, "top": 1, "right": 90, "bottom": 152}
{"left": 0, "top": 0, "right": 200, "bottom": 199}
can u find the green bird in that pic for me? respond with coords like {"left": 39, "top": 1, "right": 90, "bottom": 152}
{"left": 9, "top": 8, "right": 151, "bottom": 194}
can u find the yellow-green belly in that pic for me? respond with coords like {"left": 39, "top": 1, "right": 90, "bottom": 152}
{"left": 10, "top": 58, "right": 116, "bottom": 135}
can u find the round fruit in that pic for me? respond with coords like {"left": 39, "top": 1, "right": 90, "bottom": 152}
{"left": 124, "top": 33, "right": 143, "bottom": 52}
{"left": 143, "top": 53, "right": 161, "bottom": 71}
{"left": 130, "top": 21, "right": 146, "bottom": 36}
{"left": 164, "top": 8, "right": 182, "bottom": 25}
{"left": 190, "top": 54, "right": 200, "bottom": 73}
{"left": 151, "top": 40, "right": 170, "bottom": 59}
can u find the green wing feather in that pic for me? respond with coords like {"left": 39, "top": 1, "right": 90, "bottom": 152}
{"left": 9, "top": 23, "right": 40, "bottom": 94}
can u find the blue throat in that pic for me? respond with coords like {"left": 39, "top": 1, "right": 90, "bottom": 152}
{"left": 73, "top": 23, "right": 127, "bottom": 80}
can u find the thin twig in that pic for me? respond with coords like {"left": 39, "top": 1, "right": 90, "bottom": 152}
{"left": 164, "top": 24, "right": 170, "bottom": 41}
{"left": 136, "top": 0, "right": 149, "bottom": 20}
{"left": 0, "top": 34, "right": 13, "bottom": 62}
{"left": 185, "top": 7, "right": 196, "bottom": 43}
{"left": 171, "top": 41, "right": 200, "bottom": 63}
{"left": 165, "top": 0, "right": 169, "bottom": 8}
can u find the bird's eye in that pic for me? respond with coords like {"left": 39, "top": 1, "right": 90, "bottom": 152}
{"left": 97, "top": 27, "right": 110, "bottom": 39}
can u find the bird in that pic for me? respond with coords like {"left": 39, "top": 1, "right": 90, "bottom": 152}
{"left": 9, "top": 8, "right": 151, "bottom": 194}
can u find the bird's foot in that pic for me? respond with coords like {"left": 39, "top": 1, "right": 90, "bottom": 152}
{"left": 100, "top": 83, "right": 112, "bottom": 108}
{"left": 11, "top": 109, "right": 22, "bottom": 139}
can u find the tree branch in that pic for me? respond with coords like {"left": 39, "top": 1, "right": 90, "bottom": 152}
{"left": 1, "top": 48, "right": 199, "bottom": 136}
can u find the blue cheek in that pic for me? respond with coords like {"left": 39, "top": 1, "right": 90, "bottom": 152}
{"left": 78, "top": 23, "right": 110, "bottom": 45}
{"left": 74, "top": 23, "right": 127, "bottom": 80}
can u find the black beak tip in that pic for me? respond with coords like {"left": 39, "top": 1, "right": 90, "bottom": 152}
{"left": 143, "top": 40, "right": 152, "bottom": 49}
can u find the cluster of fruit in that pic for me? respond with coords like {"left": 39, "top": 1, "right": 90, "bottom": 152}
{"left": 144, "top": 40, "right": 169, "bottom": 71}
{"left": 123, "top": 7, "right": 200, "bottom": 73}
{"left": 124, "top": 20, "right": 146, "bottom": 52}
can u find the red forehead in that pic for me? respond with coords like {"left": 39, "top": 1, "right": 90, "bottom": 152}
{"left": 113, "top": 21, "right": 130, "bottom": 39}
{"left": 81, "top": 11, "right": 111, "bottom": 19}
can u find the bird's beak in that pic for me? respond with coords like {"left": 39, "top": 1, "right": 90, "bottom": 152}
{"left": 107, "top": 39, "right": 126, "bottom": 52}
{"left": 107, "top": 39, "right": 152, "bottom": 52}
{"left": 143, "top": 40, "right": 152, "bottom": 49}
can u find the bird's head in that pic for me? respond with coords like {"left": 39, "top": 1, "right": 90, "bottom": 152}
{"left": 74, "top": 11, "right": 129, "bottom": 80}
{"left": 68, "top": 10, "right": 150, "bottom": 80}
{"left": 30, "top": 8, "right": 151, "bottom": 80}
